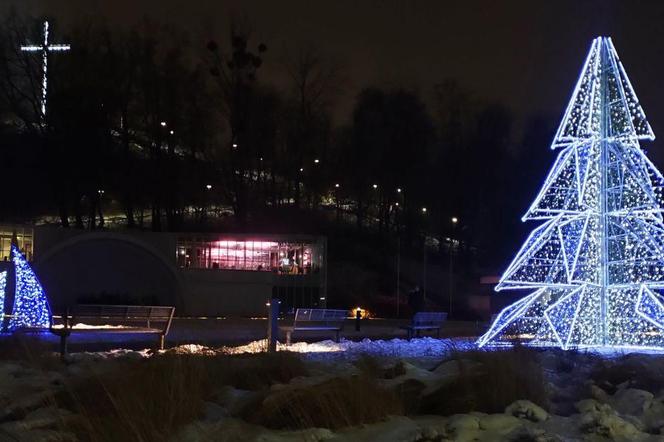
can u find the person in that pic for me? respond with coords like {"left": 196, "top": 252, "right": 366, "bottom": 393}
{"left": 408, "top": 286, "right": 424, "bottom": 313}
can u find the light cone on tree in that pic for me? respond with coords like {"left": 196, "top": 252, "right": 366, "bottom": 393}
{"left": 478, "top": 36, "right": 664, "bottom": 349}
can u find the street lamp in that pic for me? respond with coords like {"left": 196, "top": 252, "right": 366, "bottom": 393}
{"left": 314, "top": 159, "right": 320, "bottom": 164}
{"left": 449, "top": 216, "right": 459, "bottom": 317}
{"left": 372, "top": 184, "right": 378, "bottom": 189}
{"left": 421, "top": 207, "right": 428, "bottom": 301}
{"left": 397, "top": 188, "right": 402, "bottom": 193}
{"left": 160, "top": 121, "right": 167, "bottom": 127}
{"left": 206, "top": 184, "right": 212, "bottom": 190}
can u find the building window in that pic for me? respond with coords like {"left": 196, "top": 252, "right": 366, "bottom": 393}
{"left": 176, "top": 238, "right": 322, "bottom": 274}
{"left": 0, "top": 226, "right": 33, "bottom": 262}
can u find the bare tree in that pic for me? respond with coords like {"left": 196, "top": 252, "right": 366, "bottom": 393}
{"left": 206, "top": 16, "right": 267, "bottom": 221}
{"left": 0, "top": 10, "right": 43, "bottom": 132}
{"left": 282, "top": 44, "right": 342, "bottom": 208}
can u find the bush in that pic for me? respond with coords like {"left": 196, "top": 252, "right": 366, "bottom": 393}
{"left": 354, "top": 355, "right": 407, "bottom": 379}
{"left": 59, "top": 351, "right": 308, "bottom": 441}
{"left": 0, "top": 334, "right": 59, "bottom": 369}
{"left": 248, "top": 375, "right": 404, "bottom": 430}
{"left": 592, "top": 354, "right": 664, "bottom": 394}
{"left": 62, "top": 355, "right": 206, "bottom": 441}
{"left": 419, "top": 346, "right": 549, "bottom": 415}
{"left": 210, "top": 351, "right": 308, "bottom": 390}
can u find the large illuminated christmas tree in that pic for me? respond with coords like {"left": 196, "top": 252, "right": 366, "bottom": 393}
{"left": 478, "top": 37, "right": 664, "bottom": 349}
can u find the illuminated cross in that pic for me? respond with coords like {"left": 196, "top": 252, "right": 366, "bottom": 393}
{"left": 20, "top": 20, "right": 70, "bottom": 117}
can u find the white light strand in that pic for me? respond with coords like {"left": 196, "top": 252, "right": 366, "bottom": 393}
{"left": 20, "top": 20, "right": 70, "bottom": 117}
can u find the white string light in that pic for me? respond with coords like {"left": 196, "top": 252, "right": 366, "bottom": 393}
{"left": 20, "top": 20, "right": 70, "bottom": 117}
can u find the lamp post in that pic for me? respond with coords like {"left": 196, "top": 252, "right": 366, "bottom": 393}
{"left": 449, "top": 217, "right": 458, "bottom": 316}
{"left": 396, "top": 234, "right": 401, "bottom": 317}
{"left": 334, "top": 183, "right": 341, "bottom": 221}
{"left": 394, "top": 187, "right": 403, "bottom": 318}
{"left": 422, "top": 207, "right": 428, "bottom": 302}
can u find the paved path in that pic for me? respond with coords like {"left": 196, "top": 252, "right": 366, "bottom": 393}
{"left": 4, "top": 317, "right": 486, "bottom": 354}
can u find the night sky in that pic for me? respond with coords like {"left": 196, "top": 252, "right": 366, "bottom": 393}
{"left": 9, "top": 0, "right": 664, "bottom": 159}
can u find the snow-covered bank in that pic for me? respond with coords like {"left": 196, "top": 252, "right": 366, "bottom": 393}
{"left": 2, "top": 338, "right": 664, "bottom": 441}
{"left": 223, "top": 337, "right": 476, "bottom": 359}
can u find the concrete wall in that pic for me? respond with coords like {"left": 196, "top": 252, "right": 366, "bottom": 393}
{"left": 179, "top": 269, "right": 273, "bottom": 316}
{"left": 34, "top": 229, "right": 182, "bottom": 313}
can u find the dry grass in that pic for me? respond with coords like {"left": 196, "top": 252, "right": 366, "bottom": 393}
{"left": 419, "top": 346, "right": 549, "bottom": 415}
{"left": 592, "top": 354, "right": 664, "bottom": 394}
{"left": 0, "top": 334, "right": 60, "bottom": 369}
{"left": 211, "top": 351, "right": 308, "bottom": 390}
{"left": 61, "top": 355, "right": 207, "bottom": 441}
{"left": 354, "top": 355, "right": 406, "bottom": 379}
{"left": 55, "top": 351, "right": 308, "bottom": 441}
{"left": 247, "top": 375, "right": 404, "bottom": 430}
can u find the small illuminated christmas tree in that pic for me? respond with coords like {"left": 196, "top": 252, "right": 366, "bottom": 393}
{"left": 478, "top": 37, "right": 664, "bottom": 349}
{"left": 8, "top": 245, "right": 51, "bottom": 330}
{"left": 0, "top": 271, "right": 7, "bottom": 323}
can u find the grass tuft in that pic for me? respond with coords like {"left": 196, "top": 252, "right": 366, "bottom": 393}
{"left": 0, "top": 334, "right": 60, "bottom": 369}
{"left": 591, "top": 354, "right": 664, "bottom": 394}
{"left": 62, "top": 355, "right": 206, "bottom": 441}
{"left": 420, "top": 345, "right": 549, "bottom": 415}
{"left": 56, "top": 351, "right": 307, "bottom": 441}
{"left": 247, "top": 375, "right": 404, "bottom": 430}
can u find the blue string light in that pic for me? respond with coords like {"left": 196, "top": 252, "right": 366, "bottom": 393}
{"left": 8, "top": 245, "right": 51, "bottom": 330}
{"left": 478, "top": 37, "right": 664, "bottom": 349}
{"left": 0, "top": 271, "right": 7, "bottom": 325}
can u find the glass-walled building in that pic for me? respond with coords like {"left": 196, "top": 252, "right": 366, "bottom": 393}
{"left": 0, "top": 225, "right": 34, "bottom": 261}
{"left": 175, "top": 234, "right": 327, "bottom": 310}
{"left": 176, "top": 238, "right": 323, "bottom": 275}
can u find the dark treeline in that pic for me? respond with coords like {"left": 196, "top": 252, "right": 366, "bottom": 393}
{"left": 0, "top": 11, "right": 556, "bottom": 270}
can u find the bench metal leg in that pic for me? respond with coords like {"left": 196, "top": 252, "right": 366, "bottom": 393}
{"left": 59, "top": 334, "right": 68, "bottom": 362}
{"left": 286, "top": 331, "right": 292, "bottom": 345}
{"left": 159, "top": 334, "right": 165, "bottom": 350}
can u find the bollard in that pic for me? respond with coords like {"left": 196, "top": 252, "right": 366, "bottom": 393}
{"left": 355, "top": 308, "right": 361, "bottom": 332}
{"left": 267, "top": 299, "right": 279, "bottom": 352}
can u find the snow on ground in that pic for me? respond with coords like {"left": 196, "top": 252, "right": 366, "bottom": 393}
{"left": 50, "top": 323, "right": 133, "bottom": 330}
{"left": 3, "top": 337, "right": 664, "bottom": 441}
{"left": 223, "top": 337, "right": 476, "bottom": 359}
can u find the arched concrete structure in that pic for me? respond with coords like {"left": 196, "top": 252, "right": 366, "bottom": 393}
{"left": 35, "top": 232, "right": 183, "bottom": 312}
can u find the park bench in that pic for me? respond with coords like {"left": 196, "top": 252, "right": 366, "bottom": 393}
{"left": 49, "top": 304, "right": 175, "bottom": 359}
{"left": 401, "top": 311, "right": 448, "bottom": 339}
{"left": 281, "top": 308, "right": 347, "bottom": 344}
